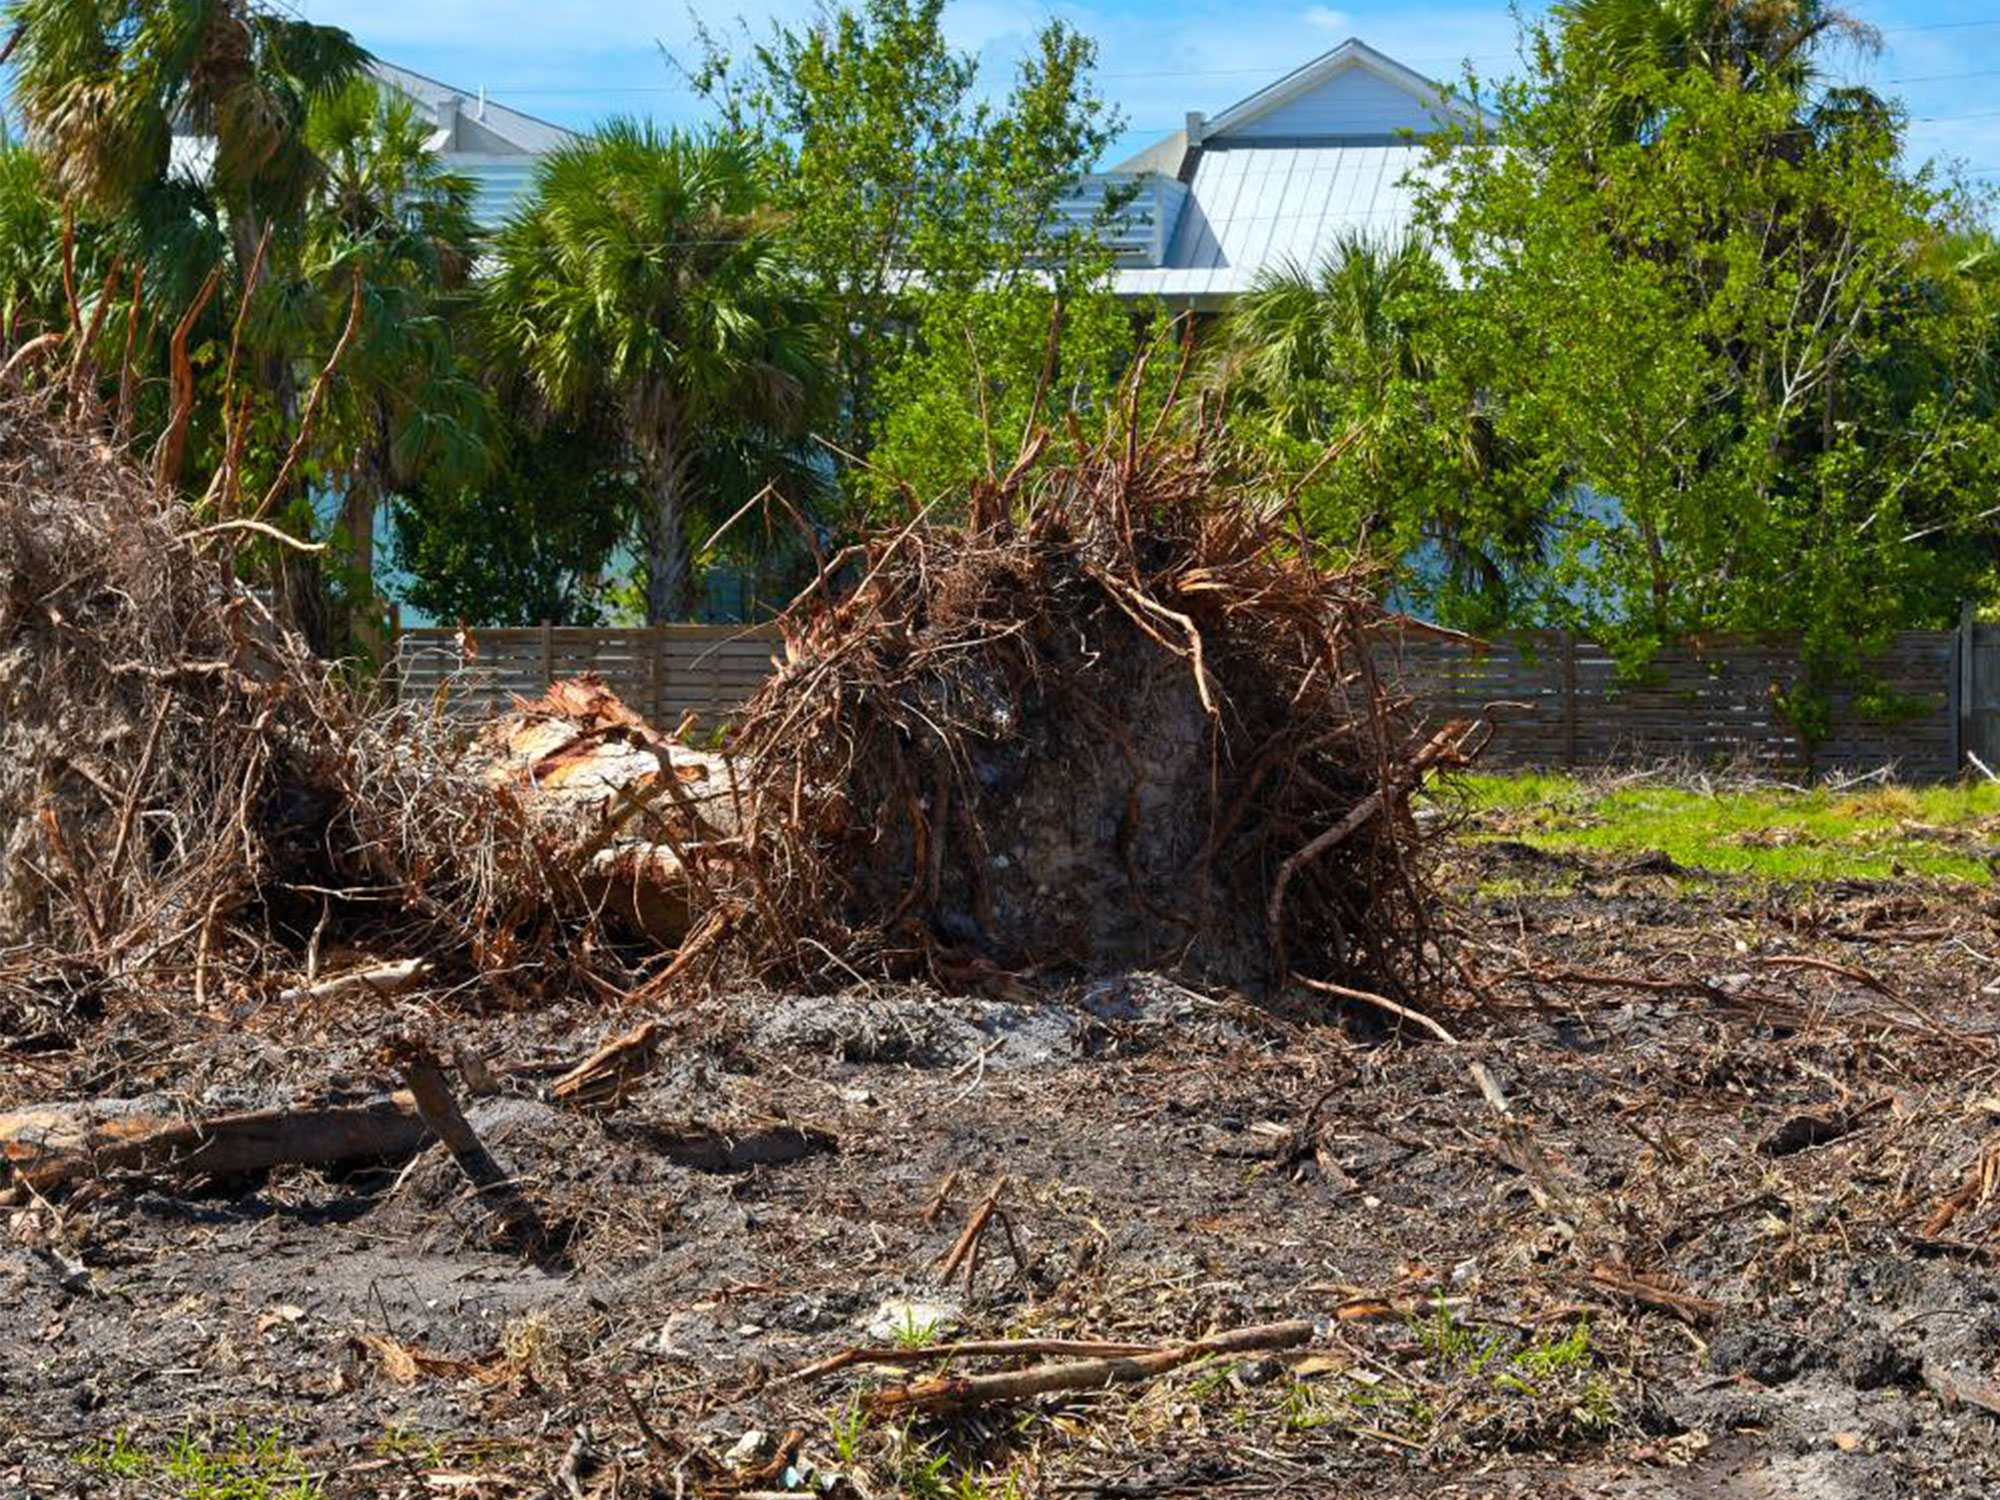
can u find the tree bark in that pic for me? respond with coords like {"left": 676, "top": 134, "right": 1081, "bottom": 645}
{"left": 343, "top": 471, "right": 383, "bottom": 659}
{"left": 641, "top": 438, "right": 696, "bottom": 625}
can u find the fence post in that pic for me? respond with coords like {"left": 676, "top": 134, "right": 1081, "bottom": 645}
{"left": 386, "top": 602, "right": 402, "bottom": 705}
{"left": 1561, "top": 629, "right": 1578, "bottom": 768}
{"left": 1962, "top": 600, "right": 1977, "bottom": 772}
{"left": 539, "top": 620, "right": 554, "bottom": 691}
{"left": 650, "top": 625, "right": 665, "bottom": 726}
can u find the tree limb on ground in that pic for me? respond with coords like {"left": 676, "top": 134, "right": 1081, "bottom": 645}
{"left": 861, "top": 1319, "right": 1314, "bottom": 1417}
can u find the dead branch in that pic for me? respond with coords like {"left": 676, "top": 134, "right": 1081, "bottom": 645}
{"left": 546, "top": 1020, "right": 662, "bottom": 1108}
{"left": 861, "top": 1319, "right": 1314, "bottom": 1417}
{"left": 248, "top": 266, "right": 362, "bottom": 524}
{"left": 1584, "top": 1263, "right": 1722, "bottom": 1326}
{"left": 388, "top": 1036, "right": 547, "bottom": 1252}
{"left": 1, "top": 1098, "right": 428, "bottom": 1194}
{"left": 783, "top": 1337, "right": 1159, "bottom": 1385}
{"left": 154, "top": 266, "right": 222, "bottom": 491}
{"left": 1295, "top": 976, "right": 1459, "bottom": 1044}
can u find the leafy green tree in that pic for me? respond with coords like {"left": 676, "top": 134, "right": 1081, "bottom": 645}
{"left": 0, "top": 142, "right": 74, "bottom": 340}
{"left": 864, "top": 283, "right": 1146, "bottom": 510}
{"left": 483, "top": 122, "right": 829, "bottom": 623}
{"left": 690, "top": 0, "right": 1121, "bottom": 473}
{"left": 391, "top": 415, "right": 635, "bottom": 628}
{"left": 1415, "top": 16, "right": 2000, "bottom": 666}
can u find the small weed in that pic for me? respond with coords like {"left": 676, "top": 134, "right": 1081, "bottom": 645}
{"left": 1186, "top": 1364, "right": 1234, "bottom": 1400}
{"left": 896, "top": 1436, "right": 954, "bottom": 1500}
{"left": 830, "top": 1399, "right": 867, "bottom": 1467}
{"left": 894, "top": 1305, "right": 941, "bottom": 1350}
{"left": 1414, "top": 1296, "right": 1506, "bottom": 1376}
{"left": 372, "top": 1428, "right": 447, "bottom": 1468}
{"left": 1497, "top": 1323, "right": 1621, "bottom": 1437}
{"left": 1281, "top": 1382, "right": 1337, "bottom": 1432}
{"left": 1344, "top": 1378, "right": 1436, "bottom": 1436}
{"left": 77, "top": 1428, "right": 321, "bottom": 1499}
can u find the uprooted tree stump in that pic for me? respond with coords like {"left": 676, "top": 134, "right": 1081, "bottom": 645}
{"left": 698, "top": 411, "right": 1468, "bottom": 1003}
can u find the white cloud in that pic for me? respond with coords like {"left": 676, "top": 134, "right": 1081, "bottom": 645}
{"left": 1304, "top": 7, "right": 1352, "bottom": 33}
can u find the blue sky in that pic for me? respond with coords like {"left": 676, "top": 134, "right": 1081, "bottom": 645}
{"left": 289, "top": 0, "right": 2000, "bottom": 188}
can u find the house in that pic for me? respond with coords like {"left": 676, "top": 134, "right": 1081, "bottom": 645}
{"left": 168, "top": 59, "right": 577, "bottom": 230}
{"left": 364, "top": 62, "right": 577, "bottom": 228}
{"left": 1065, "top": 39, "right": 1495, "bottom": 307}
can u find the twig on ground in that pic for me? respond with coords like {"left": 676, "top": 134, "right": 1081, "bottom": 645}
{"left": 861, "top": 1319, "right": 1315, "bottom": 1417}
{"left": 937, "top": 1175, "right": 1010, "bottom": 1292}
{"left": 782, "top": 1337, "right": 1160, "bottom": 1385}
{"left": 1296, "top": 976, "right": 1458, "bottom": 1044}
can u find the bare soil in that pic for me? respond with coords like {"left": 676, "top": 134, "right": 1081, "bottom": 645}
{"left": 7, "top": 838, "right": 2000, "bottom": 1498}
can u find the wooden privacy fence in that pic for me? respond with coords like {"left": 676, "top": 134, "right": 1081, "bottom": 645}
{"left": 1389, "top": 628, "right": 1959, "bottom": 782}
{"left": 393, "top": 624, "right": 783, "bottom": 728}
{"left": 395, "top": 622, "right": 1970, "bottom": 781}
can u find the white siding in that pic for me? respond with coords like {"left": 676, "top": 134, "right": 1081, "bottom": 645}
{"left": 1217, "top": 65, "right": 1443, "bottom": 140}
{"left": 461, "top": 159, "right": 539, "bottom": 229}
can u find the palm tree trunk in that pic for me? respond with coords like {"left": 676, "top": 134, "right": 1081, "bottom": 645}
{"left": 642, "top": 441, "right": 696, "bottom": 625}
{"left": 343, "top": 474, "right": 383, "bottom": 659}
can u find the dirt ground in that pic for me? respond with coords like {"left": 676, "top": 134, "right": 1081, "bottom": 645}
{"left": 7, "top": 830, "right": 2000, "bottom": 1499}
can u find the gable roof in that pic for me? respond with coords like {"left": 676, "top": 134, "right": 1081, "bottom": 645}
{"left": 1199, "top": 37, "right": 1496, "bottom": 142}
{"left": 367, "top": 60, "right": 578, "bottom": 156}
{"left": 1093, "top": 40, "right": 1487, "bottom": 305}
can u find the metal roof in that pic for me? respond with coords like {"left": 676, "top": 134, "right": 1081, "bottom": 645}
{"left": 366, "top": 60, "right": 579, "bottom": 156}
{"left": 1093, "top": 40, "right": 1476, "bottom": 304}
{"left": 1110, "top": 141, "right": 1437, "bottom": 302}
{"left": 1200, "top": 38, "right": 1495, "bottom": 141}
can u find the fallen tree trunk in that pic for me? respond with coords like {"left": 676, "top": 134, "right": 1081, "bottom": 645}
{"left": 0, "top": 1096, "right": 429, "bottom": 1193}
{"left": 1, "top": 1093, "right": 832, "bottom": 1194}
{"left": 476, "top": 676, "right": 741, "bottom": 947}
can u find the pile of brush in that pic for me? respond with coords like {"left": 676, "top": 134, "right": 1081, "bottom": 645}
{"left": 0, "top": 386, "right": 590, "bottom": 1021}
{"left": 0, "top": 371, "right": 1466, "bottom": 1030}
{"left": 0, "top": 390, "right": 342, "bottom": 996}
{"left": 706, "top": 413, "right": 1468, "bottom": 1003}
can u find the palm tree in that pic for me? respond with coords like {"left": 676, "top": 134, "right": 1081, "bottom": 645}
{"left": 484, "top": 122, "right": 829, "bottom": 624}
{"left": 1551, "top": 0, "right": 1881, "bottom": 140}
{"left": 304, "top": 78, "right": 489, "bottom": 634}
{"left": 6, "top": 0, "right": 367, "bottom": 278}
{"left": 1219, "top": 233, "right": 1544, "bottom": 620}
{"left": 1222, "top": 234, "right": 1442, "bottom": 441}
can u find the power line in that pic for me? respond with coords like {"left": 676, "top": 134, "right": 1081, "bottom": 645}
{"left": 1878, "top": 68, "right": 2000, "bottom": 84}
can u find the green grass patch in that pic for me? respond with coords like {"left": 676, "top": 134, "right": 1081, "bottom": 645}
{"left": 76, "top": 1429, "right": 320, "bottom": 1499}
{"left": 1450, "top": 771, "right": 2000, "bottom": 884}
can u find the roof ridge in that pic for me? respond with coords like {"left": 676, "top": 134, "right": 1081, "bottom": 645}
{"left": 365, "top": 59, "right": 579, "bottom": 150}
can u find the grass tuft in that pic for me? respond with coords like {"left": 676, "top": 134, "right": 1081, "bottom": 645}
{"left": 76, "top": 1429, "right": 321, "bottom": 1500}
